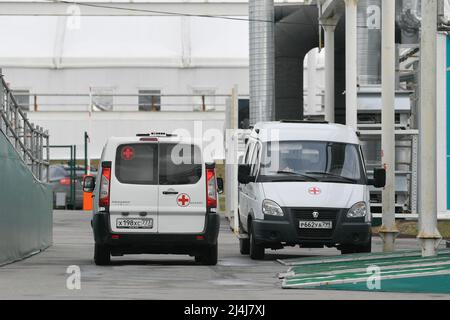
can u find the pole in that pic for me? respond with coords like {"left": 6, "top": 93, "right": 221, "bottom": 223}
{"left": 307, "top": 49, "right": 318, "bottom": 115}
{"left": 344, "top": 0, "right": 358, "bottom": 130}
{"left": 379, "top": 0, "right": 399, "bottom": 252}
{"left": 418, "top": 0, "right": 441, "bottom": 257}
{"left": 231, "top": 85, "right": 239, "bottom": 234}
{"left": 323, "top": 23, "right": 336, "bottom": 123}
{"left": 84, "top": 131, "right": 88, "bottom": 175}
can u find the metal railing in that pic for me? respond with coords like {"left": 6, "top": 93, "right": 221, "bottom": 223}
{"left": 12, "top": 92, "right": 250, "bottom": 113}
{"left": 0, "top": 70, "right": 49, "bottom": 182}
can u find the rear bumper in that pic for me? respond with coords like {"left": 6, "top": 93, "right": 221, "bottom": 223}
{"left": 92, "top": 212, "right": 220, "bottom": 255}
{"left": 252, "top": 208, "right": 371, "bottom": 248}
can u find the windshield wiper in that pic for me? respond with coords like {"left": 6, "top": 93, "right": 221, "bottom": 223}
{"left": 275, "top": 170, "right": 319, "bottom": 181}
{"left": 305, "top": 171, "right": 357, "bottom": 183}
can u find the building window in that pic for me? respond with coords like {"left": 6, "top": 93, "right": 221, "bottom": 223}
{"left": 92, "top": 87, "right": 113, "bottom": 111}
{"left": 12, "top": 90, "right": 30, "bottom": 111}
{"left": 139, "top": 90, "right": 161, "bottom": 111}
{"left": 192, "top": 89, "right": 216, "bottom": 111}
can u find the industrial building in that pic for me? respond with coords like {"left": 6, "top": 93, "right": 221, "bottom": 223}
{"left": 1, "top": 0, "right": 450, "bottom": 300}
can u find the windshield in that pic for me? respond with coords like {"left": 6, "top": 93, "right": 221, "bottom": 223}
{"left": 259, "top": 141, "right": 365, "bottom": 183}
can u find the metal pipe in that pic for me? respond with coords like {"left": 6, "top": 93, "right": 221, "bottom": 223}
{"left": 307, "top": 49, "right": 318, "bottom": 115}
{"left": 418, "top": 0, "right": 441, "bottom": 257}
{"left": 379, "top": 0, "right": 399, "bottom": 252}
{"left": 249, "top": 0, "right": 274, "bottom": 125}
{"left": 345, "top": 0, "right": 359, "bottom": 129}
{"left": 324, "top": 24, "right": 336, "bottom": 123}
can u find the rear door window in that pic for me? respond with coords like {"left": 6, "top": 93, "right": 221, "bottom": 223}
{"left": 115, "top": 143, "right": 158, "bottom": 184}
{"left": 159, "top": 143, "right": 202, "bottom": 185}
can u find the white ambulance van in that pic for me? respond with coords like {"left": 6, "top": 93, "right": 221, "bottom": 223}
{"left": 83, "top": 133, "right": 221, "bottom": 265}
{"left": 237, "top": 121, "right": 386, "bottom": 260}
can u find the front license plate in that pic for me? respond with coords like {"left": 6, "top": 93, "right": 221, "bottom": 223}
{"left": 299, "top": 220, "right": 332, "bottom": 229}
{"left": 116, "top": 218, "right": 153, "bottom": 229}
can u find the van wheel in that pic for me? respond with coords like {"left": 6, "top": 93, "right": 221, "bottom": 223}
{"left": 200, "top": 244, "right": 218, "bottom": 266}
{"left": 239, "top": 237, "right": 250, "bottom": 255}
{"left": 249, "top": 224, "right": 265, "bottom": 260}
{"left": 94, "top": 244, "right": 111, "bottom": 265}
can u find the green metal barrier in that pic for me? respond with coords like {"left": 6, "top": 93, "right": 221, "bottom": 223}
{"left": 0, "top": 129, "right": 52, "bottom": 265}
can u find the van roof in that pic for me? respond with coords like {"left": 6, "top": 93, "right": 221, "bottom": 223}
{"left": 105, "top": 136, "right": 204, "bottom": 146}
{"left": 250, "top": 121, "right": 360, "bottom": 144}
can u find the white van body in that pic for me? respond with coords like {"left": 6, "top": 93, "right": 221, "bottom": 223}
{"left": 238, "top": 121, "right": 380, "bottom": 259}
{"left": 90, "top": 134, "right": 220, "bottom": 265}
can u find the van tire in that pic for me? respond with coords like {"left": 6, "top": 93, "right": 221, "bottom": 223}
{"left": 94, "top": 244, "right": 111, "bottom": 265}
{"left": 249, "top": 224, "right": 265, "bottom": 260}
{"left": 201, "top": 244, "right": 218, "bottom": 266}
{"left": 239, "top": 237, "right": 250, "bottom": 255}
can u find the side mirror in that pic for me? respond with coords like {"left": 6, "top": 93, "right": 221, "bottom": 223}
{"left": 83, "top": 175, "right": 96, "bottom": 193}
{"left": 216, "top": 177, "right": 224, "bottom": 194}
{"left": 369, "top": 168, "right": 386, "bottom": 188}
{"left": 238, "top": 164, "right": 255, "bottom": 184}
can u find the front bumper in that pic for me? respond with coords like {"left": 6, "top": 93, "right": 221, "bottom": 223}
{"left": 252, "top": 207, "right": 371, "bottom": 248}
{"left": 92, "top": 212, "right": 220, "bottom": 256}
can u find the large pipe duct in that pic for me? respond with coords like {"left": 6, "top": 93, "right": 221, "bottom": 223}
{"left": 249, "top": 0, "right": 275, "bottom": 125}
{"left": 357, "top": 0, "right": 382, "bottom": 86}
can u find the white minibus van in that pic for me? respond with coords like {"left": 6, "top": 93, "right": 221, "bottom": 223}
{"left": 238, "top": 121, "right": 385, "bottom": 260}
{"left": 83, "top": 133, "right": 222, "bottom": 265}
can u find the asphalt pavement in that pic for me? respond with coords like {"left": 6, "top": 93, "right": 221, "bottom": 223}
{"left": 0, "top": 210, "right": 448, "bottom": 300}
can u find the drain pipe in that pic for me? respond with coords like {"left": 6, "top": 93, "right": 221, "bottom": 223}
{"left": 249, "top": 0, "right": 275, "bottom": 125}
{"left": 418, "top": 0, "right": 441, "bottom": 257}
{"left": 379, "top": 0, "right": 399, "bottom": 252}
{"left": 344, "top": 0, "right": 358, "bottom": 130}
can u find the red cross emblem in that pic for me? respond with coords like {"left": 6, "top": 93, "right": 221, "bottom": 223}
{"left": 177, "top": 193, "right": 190, "bottom": 207}
{"left": 121, "top": 146, "right": 135, "bottom": 160}
{"left": 308, "top": 187, "right": 321, "bottom": 195}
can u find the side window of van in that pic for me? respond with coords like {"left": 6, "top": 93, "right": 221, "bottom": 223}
{"left": 159, "top": 143, "right": 202, "bottom": 185}
{"left": 115, "top": 143, "right": 158, "bottom": 185}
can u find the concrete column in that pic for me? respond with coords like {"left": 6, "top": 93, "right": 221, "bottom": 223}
{"left": 323, "top": 24, "right": 336, "bottom": 123}
{"left": 418, "top": 0, "right": 441, "bottom": 257}
{"left": 307, "top": 49, "right": 318, "bottom": 115}
{"left": 379, "top": 0, "right": 399, "bottom": 252}
{"left": 345, "top": 0, "right": 358, "bottom": 130}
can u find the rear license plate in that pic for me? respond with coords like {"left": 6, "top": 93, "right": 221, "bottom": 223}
{"left": 116, "top": 218, "right": 153, "bottom": 229}
{"left": 299, "top": 220, "right": 332, "bottom": 229}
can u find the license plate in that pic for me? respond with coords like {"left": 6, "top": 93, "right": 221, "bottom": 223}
{"left": 299, "top": 220, "right": 332, "bottom": 229}
{"left": 116, "top": 218, "right": 153, "bottom": 229}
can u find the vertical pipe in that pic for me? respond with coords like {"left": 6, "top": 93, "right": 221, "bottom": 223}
{"left": 249, "top": 0, "right": 274, "bottom": 125}
{"left": 307, "top": 49, "right": 318, "bottom": 114}
{"left": 345, "top": 0, "right": 359, "bottom": 130}
{"left": 380, "top": 0, "right": 399, "bottom": 252}
{"left": 418, "top": 0, "right": 441, "bottom": 257}
{"left": 324, "top": 24, "right": 336, "bottom": 123}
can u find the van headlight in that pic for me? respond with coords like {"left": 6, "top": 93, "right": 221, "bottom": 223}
{"left": 262, "top": 199, "right": 284, "bottom": 217}
{"left": 347, "top": 202, "right": 367, "bottom": 218}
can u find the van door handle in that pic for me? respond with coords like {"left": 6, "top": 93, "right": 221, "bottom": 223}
{"left": 163, "top": 191, "right": 179, "bottom": 195}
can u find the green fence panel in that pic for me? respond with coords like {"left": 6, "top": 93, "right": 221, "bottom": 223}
{"left": 0, "top": 130, "right": 52, "bottom": 265}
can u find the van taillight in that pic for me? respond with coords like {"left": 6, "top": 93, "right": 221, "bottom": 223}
{"left": 99, "top": 166, "right": 111, "bottom": 207}
{"left": 206, "top": 167, "right": 217, "bottom": 209}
